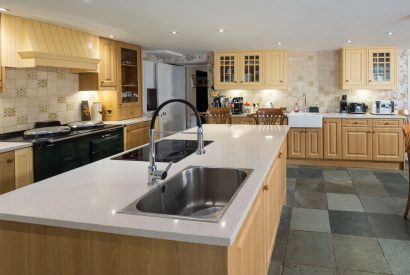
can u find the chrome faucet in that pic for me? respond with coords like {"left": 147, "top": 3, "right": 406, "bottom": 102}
{"left": 147, "top": 99, "right": 206, "bottom": 188}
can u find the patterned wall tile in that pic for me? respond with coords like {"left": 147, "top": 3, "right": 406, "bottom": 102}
{"left": 57, "top": 96, "right": 66, "bottom": 104}
{"left": 27, "top": 71, "right": 38, "bottom": 80}
{"left": 16, "top": 88, "right": 28, "bottom": 98}
{"left": 57, "top": 72, "right": 66, "bottom": 80}
{"left": 16, "top": 115, "right": 28, "bottom": 125}
{"left": 66, "top": 102, "right": 74, "bottom": 111}
{"left": 39, "top": 104, "right": 48, "bottom": 114}
{"left": 38, "top": 79, "right": 48, "bottom": 88}
{"left": 48, "top": 112, "right": 58, "bottom": 120}
{"left": 4, "top": 107, "right": 16, "bottom": 117}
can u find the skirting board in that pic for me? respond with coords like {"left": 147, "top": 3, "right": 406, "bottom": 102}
{"left": 287, "top": 158, "right": 404, "bottom": 170}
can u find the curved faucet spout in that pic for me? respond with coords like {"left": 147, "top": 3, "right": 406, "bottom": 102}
{"left": 148, "top": 99, "right": 206, "bottom": 187}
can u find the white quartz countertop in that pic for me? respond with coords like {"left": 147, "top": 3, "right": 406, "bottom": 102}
{"left": 321, "top": 113, "right": 406, "bottom": 119}
{"left": 103, "top": 116, "right": 152, "bottom": 126}
{"left": 0, "top": 124, "right": 289, "bottom": 246}
{"left": 0, "top": 142, "right": 31, "bottom": 153}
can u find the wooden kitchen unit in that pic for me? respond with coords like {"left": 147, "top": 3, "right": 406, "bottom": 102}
{"left": 0, "top": 148, "right": 33, "bottom": 195}
{"left": 124, "top": 119, "right": 159, "bottom": 150}
{"left": 0, "top": 140, "right": 287, "bottom": 275}
{"left": 288, "top": 117, "right": 405, "bottom": 169}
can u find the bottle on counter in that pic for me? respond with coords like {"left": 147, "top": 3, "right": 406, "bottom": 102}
{"left": 294, "top": 103, "right": 300, "bottom": 112}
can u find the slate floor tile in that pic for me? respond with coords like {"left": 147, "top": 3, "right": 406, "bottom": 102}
{"left": 380, "top": 181, "right": 409, "bottom": 198}
{"left": 393, "top": 197, "right": 409, "bottom": 210}
{"left": 332, "top": 234, "right": 391, "bottom": 274}
{"left": 296, "top": 180, "right": 326, "bottom": 192}
{"left": 268, "top": 260, "right": 284, "bottom": 275}
{"left": 294, "top": 190, "right": 328, "bottom": 209}
{"left": 378, "top": 238, "right": 410, "bottom": 275}
{"left": 348, "top": 168, "right": 379, "bottom": 183}
{"left": 285, "top": 230, "right": 335, "bottom": 268}
{"left": 287, "top": 167, "right": 299, "bottom": 178}
{"left": 323, "top": 169, "right": 351, "bottom": 183}
{"left": 325, "top": 181, "right": 357, "bottom": 194}
{"left": 327, "top": 193, "right": 364, "bottom": 212}
{"left": 279, "top": 206, "right": 292, "bottom": 231}
{"left": 286, "top": 190, "right": 295, "bottom": 207}
{"left": 298, "top": 167, "right": 323, "bottom": 179}
{"left": 360, "top": 196, "right": 402, "bottom": 215}
{"left": 337, "top": 270, "right": 386, "bottom": 275}
{"left": 374, "top": 172, "right": 407, "bottom": 184}
{"left": 354, "top": 181, "right": 389, "bottom": 196}
{"left": 290, "top": 208, "right": 331, "bottom": 233}
{"left": 329, "top": 210, "right": 373, "bottom": 237}
{"left": 283, "top": 263, "right": 337, "bottom": 275}
{"left": 367, "top": 213, "right": 410, "bottom": 240}
{"left": 272, "top": 229, "right": 289, "bottom": 261}
{"left": 287, "top": 178, "right": 296, "bottom": 191}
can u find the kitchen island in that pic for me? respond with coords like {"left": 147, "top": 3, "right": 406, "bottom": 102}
{"left": 0, "top": 124, "right": 288, "bottom": 275}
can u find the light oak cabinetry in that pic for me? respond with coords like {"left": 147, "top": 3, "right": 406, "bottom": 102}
{"left": 0, "top": 148, "right": 34, "bottom": 195}
{"left": 342, "top": 126, "right": 373, "bottom": 160}
{"left": 124, "top": 119, "right": 159, "bottom": 150}
{"left": 0, "top": 151, "right": 15, "bottom": 195}
{"left": 323, "top": 119, "right": 342, "bottom": 159}
{"left": 287, "top": 128, "right": 322, "bottom": 159}
{"left": 98, "top": 38, "right": 118, "bottom": 88}
{"left": 341, "top": 47, "right": 397, "bottom": 89}
{"left": 214, "top": 50, "right": 288, "bottom": 90}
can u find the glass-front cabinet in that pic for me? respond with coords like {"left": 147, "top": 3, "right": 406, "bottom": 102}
{"left": 368, "top": 48, "right": 397, "bottom": 89}
{"left": 238, "top": 52, "right": 263, "bottom": 87}
{"left": 214, "top": 52, "right": 238, "bottom": 87}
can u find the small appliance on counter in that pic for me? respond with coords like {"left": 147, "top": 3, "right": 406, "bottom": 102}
{"left": 212, "top": 96, "right": 227, "bottom": 108}
{"left": 232, "top": 97, "right": 244, "bottom": 114}
{"left": 348, "top": 103, "right": 367, "bottom": 114}
{"left": 371, "top": 100, "right": 395, "bottom": 115}
{"left": 91, "top": 102, "right": 103, "bottom": 122}
{"left": 340, "top": 95, "right": 348, "bottom": 113}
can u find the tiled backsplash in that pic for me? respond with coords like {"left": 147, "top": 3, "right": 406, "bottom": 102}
{"left": 217, "top": 49, "right": 409, "bottom": 112}
{"left": 0, "top": 66, "right": 99, "bottom": 134}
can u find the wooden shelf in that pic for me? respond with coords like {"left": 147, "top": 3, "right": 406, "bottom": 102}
{"left": 122, "top": 84, "right": 138, "bottom": 87}
{"left": 121, "top": 63, "right": 137, "bottom": 67}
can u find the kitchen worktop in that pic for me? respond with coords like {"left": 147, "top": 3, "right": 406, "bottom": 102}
{"left": 321, "top": 112, "right": 406, "bottom": 119}
{"left": 103, "top": 116, "right": 152, "bottom": 126}
{"left": 0, "top": 142, "right": 31, "bottom": 153}
{"left": 0, "top": 124, "right": 289, "bottom": 246}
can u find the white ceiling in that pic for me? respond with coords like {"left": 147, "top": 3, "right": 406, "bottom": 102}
{"left": 2, "top": 0, "right": 410, "bottom": 53}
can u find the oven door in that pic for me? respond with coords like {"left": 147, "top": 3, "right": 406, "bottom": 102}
{"left": 90, "top": 131, "right": 123, "bottom": 162}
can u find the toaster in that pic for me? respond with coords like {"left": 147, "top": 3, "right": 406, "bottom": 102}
{"left": 371, "top": 100, "right": 395, "bottom": 115}
{"left": 348, "top": 103, "right": 367, "bottom": 114}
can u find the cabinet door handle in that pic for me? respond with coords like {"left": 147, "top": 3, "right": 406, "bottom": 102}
{"left": 279, "top": 152, "right": 283, "bottom": 158}
{"left": 280, "top": 80, "right": 283, "bottom": 83}
{"left": 367, "top": 131, "right": 371, "bottom": 133}
{"left": 373, "top": 131, "right": 376, "bottom": 134}
{"left": 234, "top": 81, "right": 237, "bottom": 83}
{"left": 345, "top": 80, "right": 349, "bottom": 82}
{"left": 263, "top": 185, "right": 270, "bottom": 191}
{"left": 368, "top": 80, "right": 372, "bottom": 82}
{"left": 6, "top": 158, "right": 14, "bottom": 164}
{"left": 240, "top": 80, "right": 243, "bottom": 83}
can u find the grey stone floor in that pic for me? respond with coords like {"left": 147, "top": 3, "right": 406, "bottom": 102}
{"left": 269, "top": 165, "right": 410, "bottom": 275}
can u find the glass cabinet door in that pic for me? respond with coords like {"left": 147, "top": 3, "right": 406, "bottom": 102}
{"left": 215, "top": 52, "right": 238, "bottom": 86}
{"left": 120, "top": 47, "right": 140, "bottom": 104}
{"left": 239, "top": 52, "right": 263, "bottom": 86}
{"left": 368, "top": 48, "right": 396, "bottom": 88}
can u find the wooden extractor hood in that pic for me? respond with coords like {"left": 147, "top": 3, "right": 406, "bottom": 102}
{"left": 0, "top": 14, "right": 100, "bottom": 71}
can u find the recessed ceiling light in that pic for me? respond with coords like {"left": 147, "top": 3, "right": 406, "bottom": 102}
{"left": 171, "top": 31, "right": 178, "bottom": 35}
{"left": 0, "top": 8, "right": 9, "bottom": 12}
{"left": 277, "top": 42, "right": 282, "bottom": 45}
{"left": 386, "top": 31, "right": 393, "bottom": 35}
{"left": 346, "top": 40, "right": 352, "bottom": 43}
{"left": 109, "top": 35, "right": 116, "bottom": 38}
{"left": 218, "top": 28, "right": 224, "bottom": 33}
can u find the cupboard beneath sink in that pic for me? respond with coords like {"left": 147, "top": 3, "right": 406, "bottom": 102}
{"left": 288, "top": 117, "right": 405, "bottom": 169}
{"left": 0, "top": 140, "right": 287, "bottom": 275}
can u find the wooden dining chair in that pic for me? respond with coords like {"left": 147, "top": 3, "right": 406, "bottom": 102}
{"left": 207, "top": 107, "right": 232, "bottom": 124}
{"left": 255, "top": 108, "right": 286, "bottom": 125}
{"left": 402, "top": 124, "right": 410, "bottom": 220}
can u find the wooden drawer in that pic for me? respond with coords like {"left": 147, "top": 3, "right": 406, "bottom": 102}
{"left": 342, "top": 119, "right": 372, "bottom": 127}
{"left": 372, "top": 119, "right": 403, "bottom": 128}
{"left": 126, "top": 121, "right": 150, "bottom": 131}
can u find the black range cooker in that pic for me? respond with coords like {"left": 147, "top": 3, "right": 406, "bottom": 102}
{"left": 0, "top": 121, "right": 124, "bottom": 182}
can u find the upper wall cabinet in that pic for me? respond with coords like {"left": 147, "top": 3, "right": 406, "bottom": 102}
{"left": 99, "top": 38, "right": 118, "bottom": 88}
{"left": 341, "top": 47, "right": 397, "bottom": 90}
{"left": 214, "top": 50, "right": 288, "bottom": 90}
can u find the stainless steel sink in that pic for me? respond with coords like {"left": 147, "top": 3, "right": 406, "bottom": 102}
{"left": 119, "top": 166, "right": 253, "bottom": 222}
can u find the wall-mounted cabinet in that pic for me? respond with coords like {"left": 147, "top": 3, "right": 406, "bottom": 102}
{"left": 79, "top": 38, "right": 143, "bottom": 121}
{"left": 341, "top": 47, "right": 397, "bottom": 90}
{"left": 214, "top": 50, "right": 288, "bottom": 90}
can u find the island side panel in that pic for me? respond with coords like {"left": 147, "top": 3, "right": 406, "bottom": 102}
{"left": 0, "top": 220, "right": 228, "bottom": 275}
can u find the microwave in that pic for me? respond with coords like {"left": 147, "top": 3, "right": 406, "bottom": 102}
{"left": 371, "top": 100, "right": 395, "bottom": 115}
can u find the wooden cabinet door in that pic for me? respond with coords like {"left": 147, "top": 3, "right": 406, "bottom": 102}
{"left": 214, "top": 52, "right": 239, "bottom": 88}
{"left": 323, "top": 119, "right": 342, "bottom": 159}
{"left": 342, "top": 127, "right": 372, "bottom": 160}
{"left": 372, "top": 128, "right": 403, "bottom": 161}
{"left": 0, "top": 151, "right": 15, "bottom": 194}
{"left": 342, "top": 48, "right": 367, "bottom": 89}
{"left": 306, "top": 128, "right": 323, "bottom": 159}
{"left": 228, "top": 189, "right": 266, "bottom": 275}
{"left": 263, "top": 50, "right": 287, "bottom": 88}
{"left": 265, "top": 159, "right": 279, "bottom": 263}
{"left": 99, "top": 38, "right": 118, "bottom": 88}
{"left": 238, "top": 52, "right": 263, "bottom": 87}
{"left": 368, "top": 47, "right": 397, "bottom": 89}
{"left": 14, "top": 148, "right": 33, "bottom": 189}
{"left": 287, "top": 129, "right": 306, "bottom": 159}
{"left": 125, "top": 123, "right": 150, "bottom": 150}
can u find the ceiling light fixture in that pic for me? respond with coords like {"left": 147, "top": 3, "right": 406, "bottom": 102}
{"left": 0, "top": 8, "right": 9, "bottom": 12}
{"left": 386, "top": 31, "right": 393, "bottom": 35}
{"left": 109, "top": 35, "right": 116, "bottom": 38}
{"left": 171, "top": 31, "right": 178, "bottom": 35}
{"left": 346, "top": 40, "right": 352, "bottom": 43}
{"left": 277, "top": 42, "right": 282, "bottom": 45}
{"left": 218, "top": 28, "right": 224, "bottom": 33}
